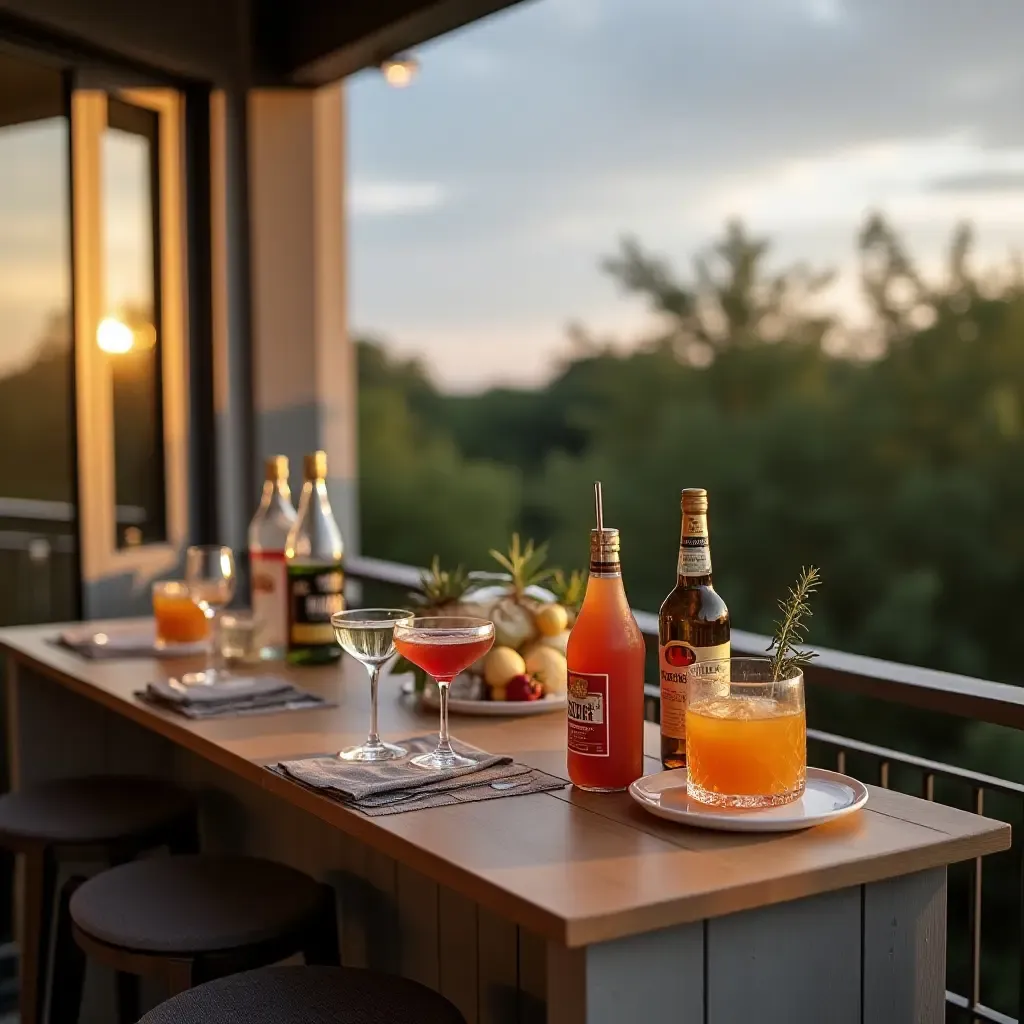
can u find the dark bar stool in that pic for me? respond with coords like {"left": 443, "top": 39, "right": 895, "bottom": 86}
{"left": 0, "top": 776, "right": 197, "bottom": 1024}
{"left": 55, "top": 855, "right": 339, "bottom": 1024}
{"left": 138, "top": 966, "right": 467, "bottom": 1024}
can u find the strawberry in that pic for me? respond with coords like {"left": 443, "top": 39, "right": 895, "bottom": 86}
{"left": 505, "top": 674, "right": 543, "bottom": 701}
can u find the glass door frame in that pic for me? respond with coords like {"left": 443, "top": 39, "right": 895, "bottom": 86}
{"left": 70, "top": 82, "right": 191, "bottom": 593}
{"left": 0, "top": 19, "right": 221, "bottom": 621}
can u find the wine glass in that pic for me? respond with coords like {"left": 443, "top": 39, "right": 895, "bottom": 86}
{"left": 393, "top": 616, "right": 495, "bottom": 769}
{"left": 182, "top": 545, "right": 236, "bottom": 685}
{"left": 331, "top": 608, "right": 415, "bottom": 761}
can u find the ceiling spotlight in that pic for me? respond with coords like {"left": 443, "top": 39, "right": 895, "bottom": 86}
{"left": 380, "top": 54, "right": 419, "bottom": 88}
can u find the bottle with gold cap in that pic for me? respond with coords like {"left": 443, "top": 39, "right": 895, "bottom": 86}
{"left": 248, "top": 455, "right": 297, "bottom": 659}
{"left": 565, "top": 482, "right": 645, "bottom": 791}
{"left": 658, "top": 488, "right": 730, "bottom": 769}
{"left": 285, "top": 451, "right": 345, "bottom": 664}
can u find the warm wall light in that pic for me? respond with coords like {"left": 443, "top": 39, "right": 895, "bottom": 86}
{"left": 96, "top": 316, "right": 134, "bottom": 354}
{"left": 381, "top": 54, "right": 419, "bottom": 87}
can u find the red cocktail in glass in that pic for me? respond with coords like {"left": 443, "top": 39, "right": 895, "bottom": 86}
{"left": 394, "top": 616, "right": 495, "bottom": 769}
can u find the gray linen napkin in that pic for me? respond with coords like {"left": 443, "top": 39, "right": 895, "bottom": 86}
{"left": 55, "top": 622, "right": 206, "bottom": 660}
{"left": 148, "top": 676, "right": 293, "bottom": 705}
{"left": 138, "top": 676, "right": 330, "bottom": 719}
{"left": 276, "top": 736, "right": 567, "bottom": 816}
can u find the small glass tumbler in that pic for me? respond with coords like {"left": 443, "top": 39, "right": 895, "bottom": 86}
{"left": 685, "top": 656, "right": 806, "bottom": 808}
{"left": 152, "top": 580, "right": 209, "bottom": 648}
{"left": 219, "top": 612, "right": 259, "bottom": 663}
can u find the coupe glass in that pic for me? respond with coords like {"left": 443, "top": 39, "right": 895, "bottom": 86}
{"left": 393, "top": 616, "right": 495, "bottom": 769}
{"left": 331, "top": 608, "right": 415, "bottom": 761}
{"left": 685, "top": 656, "right": 806, "bottom": 808}
{"left": 182, "top": 545, "right": 236, "bottom": 685}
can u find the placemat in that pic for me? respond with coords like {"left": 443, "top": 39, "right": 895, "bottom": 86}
{"left": 273, "top": 736, "right": 566, "bottom": 815}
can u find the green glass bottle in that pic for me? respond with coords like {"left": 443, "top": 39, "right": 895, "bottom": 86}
{"left": 285, "top": 451, "right": 345, "bottom": 665}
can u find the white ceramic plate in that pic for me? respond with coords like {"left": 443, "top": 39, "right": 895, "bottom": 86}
{"left": 629, "top": 767, "right": 869, "bottom": 832}
{"left": 422, "top": 687, "right": 566, "bottom": 717}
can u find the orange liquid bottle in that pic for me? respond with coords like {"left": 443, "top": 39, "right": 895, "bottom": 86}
{"left": 566, "top": 484, "right": 645, "bottom": 791}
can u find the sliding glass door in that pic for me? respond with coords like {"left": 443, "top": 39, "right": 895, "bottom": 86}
{"left": 0, "top": 48, "right": 78, "bottom": 625}
{"left": 0, "top": 42, "right": 191, "bottom": 626}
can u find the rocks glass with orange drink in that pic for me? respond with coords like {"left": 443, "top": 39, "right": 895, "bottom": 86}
{"left": 152, "top": 581, "right": 209, "bottom": 648}
{"left": 685, "top": 656, "right": 806, "bottom": 808}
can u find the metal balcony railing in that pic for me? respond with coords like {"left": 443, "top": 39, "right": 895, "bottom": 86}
{"left": 345, "top": 552, "right": 1024, "bottom": 1024}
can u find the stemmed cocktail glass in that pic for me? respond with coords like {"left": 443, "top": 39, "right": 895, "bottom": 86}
{"left": 331, "top": 608, "right": 415, "bottom": 761}
{"left": 393, "top": 616, "right": 495, "bottom": 769}
{"left": 182, "top": 545, "right": 236, "bottom": 685}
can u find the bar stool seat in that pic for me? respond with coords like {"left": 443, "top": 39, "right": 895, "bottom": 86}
{"left": 0, "top": 776, "right": 195, "bottom": 847}
{"left": 138, "top": 966, "right": 466, "bottom": 1024}
{"left": 70, "top": 855, "right": 326, "bottom": 953}
{"left": 0, "top": 776, "right": 197, "bottom": 1024}
{"left": 55, "top": 855, "right": 340, "bottom": 1024}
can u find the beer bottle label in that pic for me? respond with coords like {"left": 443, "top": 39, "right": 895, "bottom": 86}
{"left": 287, "top": 562, "right": 345, "bottom": 648}
{"left": 659, "top": 640, "right": 730, "bottom": 741}
{"left": 678, "top": 512, "right": 712, "bottom": 576}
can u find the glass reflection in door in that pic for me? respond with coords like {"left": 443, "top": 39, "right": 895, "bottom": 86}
{"left": 0, "top": 50, "right": 77, "bottom": 624}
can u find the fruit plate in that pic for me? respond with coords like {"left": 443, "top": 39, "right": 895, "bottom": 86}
{"left": 422, "top": 685, "right": 566, "bottom": 717}
{"left": 629, "top": 767, "right": 868, "bottom": 833}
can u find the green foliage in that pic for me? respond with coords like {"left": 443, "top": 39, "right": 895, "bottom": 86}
{"left": 357, "top": 210, "right": 1024, "bottom": 692}
{"left": 357, "top": 381, "right": 521, "bottom": 570}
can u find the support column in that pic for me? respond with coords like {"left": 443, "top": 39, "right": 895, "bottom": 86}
{"left": 246, "top": 85, "right": 358, "bottom": 551}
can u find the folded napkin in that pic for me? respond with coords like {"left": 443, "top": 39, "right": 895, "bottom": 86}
{"left": 138, "top": 675, "right": 330, "bottom": 719}
{"left": 275, "top": 736, "right": 567, "bottom": 816}
{"left": 57, "top": 622, "right": 206, "bottom": 660}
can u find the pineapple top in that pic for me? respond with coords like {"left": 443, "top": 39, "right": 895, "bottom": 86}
{"left": 488, "top": 534, "right": 554, "bottom": 597}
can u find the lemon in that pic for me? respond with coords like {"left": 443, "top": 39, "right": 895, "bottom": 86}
{"left": 535, "top": 603, "right": 568, "bottom": 637}
{"left": 537, "top": 630, "right": 569, "bottom": 656}
{"left": 483, "top": 646, "right": 526, "bottom": 688}
{"left": 524, "top": 645, "right": 568, "bottom": 695}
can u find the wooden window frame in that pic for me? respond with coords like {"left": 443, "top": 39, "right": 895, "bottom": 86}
{"left": 71, "top": 87, "right": 188, "bottom": 587}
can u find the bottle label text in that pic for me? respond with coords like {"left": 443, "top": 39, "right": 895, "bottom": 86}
{"left": 659, "top": 640, "right": 730, "bottom": 741}
{"left": 567, "top": 672, "right": 610, "bottom": 757}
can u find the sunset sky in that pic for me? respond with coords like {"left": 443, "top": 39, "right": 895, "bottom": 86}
{"left": 348, "top": 0, "right": 1024, "bottom": 390}
{"left": 3, "top": 0, "right": 1024, "bottom": 392}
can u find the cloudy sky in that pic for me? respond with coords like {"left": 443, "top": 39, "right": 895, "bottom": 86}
{"left": 3, "top": 1, "right": 1024, "bottom": 393}
{"left": 348, "top": 0, "right": 1024, "bottom": 390}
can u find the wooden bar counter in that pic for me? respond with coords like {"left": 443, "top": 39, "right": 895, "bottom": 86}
{"left": 0, "top": 622, "right": 1010, "bottom": 1024}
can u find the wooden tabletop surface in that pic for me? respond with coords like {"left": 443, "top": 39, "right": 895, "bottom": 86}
{"left": 0, "top": 621, "right": 1011, "bottom": 948}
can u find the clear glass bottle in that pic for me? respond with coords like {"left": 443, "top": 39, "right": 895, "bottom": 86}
{"left": 658, "top": 488, "right": 731, "bottom": 769}
{"left": 285, "top": 451, "right": 345, "bottom": 664}
{"left": 248, "top": 455, "right": 297, "bottom": 660}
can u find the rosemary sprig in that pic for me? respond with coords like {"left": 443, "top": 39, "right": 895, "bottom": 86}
{"left": 767, "top": 566, "right": 822, "bottom": 681}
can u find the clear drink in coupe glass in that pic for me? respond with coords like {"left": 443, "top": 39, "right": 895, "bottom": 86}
{"left": 331, "top": 609, "right": 415, "bottom": 762}
{"left": 685, "top": 657, "right": 806, "bottom": 808}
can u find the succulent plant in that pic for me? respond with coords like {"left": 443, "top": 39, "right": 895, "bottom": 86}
{"left": 412, "top": 555, "right": 474, "bottom": 610}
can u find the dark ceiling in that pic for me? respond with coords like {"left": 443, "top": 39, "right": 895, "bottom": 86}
{"left": 0, "top": 49, "right": 62, "bottom": 128}
{"left": 253, "top": 0, "right": 531, "bottom": 85}
{"left": 0, "top": 0, "right": 531, "bottom": 88}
